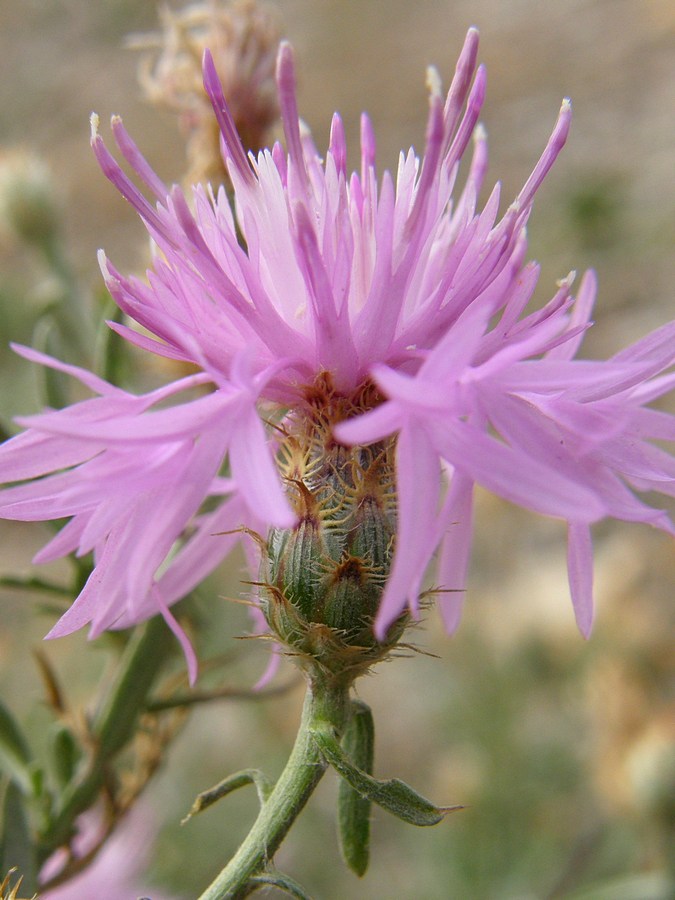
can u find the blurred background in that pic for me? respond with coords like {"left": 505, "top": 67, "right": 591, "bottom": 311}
{"left": 0, "top": 1, "right": 673, "bottom": 898}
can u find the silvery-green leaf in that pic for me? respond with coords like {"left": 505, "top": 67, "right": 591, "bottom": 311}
{"left": 337, "top": 700, "right": 374, "bottom": 876}
{"left": 0, "top": 700, "right": 33, "bottom": 795}
{"left": 311, "top": 721, "right": 463, "bottom": 827}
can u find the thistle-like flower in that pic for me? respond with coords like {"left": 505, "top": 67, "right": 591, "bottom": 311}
{"left": 0, "top": 29, "right": 673, "bottom": 681}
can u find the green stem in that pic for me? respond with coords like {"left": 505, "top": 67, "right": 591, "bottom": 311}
{"left": 199, "top": 679, "right": 350, "bottom": 900}
{"left": 40, "top": 236, "right": 95, "bottom": 361}
{"left": 38, "top": 615, "right": 174, "bottom": 857}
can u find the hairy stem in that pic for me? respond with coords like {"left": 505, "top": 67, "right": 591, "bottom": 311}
{"left": 199, "top": 679, "right": 350, "bottom": 899}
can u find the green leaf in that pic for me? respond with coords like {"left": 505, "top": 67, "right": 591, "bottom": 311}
{"left": 311, "top": 721, "right": 464, "bottom": 827}
{"left": 94, "top": 296, "right": 128, "bottom": 387}
{"left": 338, "top": 700, "right": 374, "bottom": 876}
{"left": 0, "top": 576, "right": 72, "bottom": 598}
{"left": 182, "top": 769, "right": 273, "bottom": 824}
{"left": 0, "top": 781, "right": 38, "bottom": 895}
{"left": 49, "top": 724, "right": 81, "bottom": 789}
{"left": 0, "top": 701, "right": 33, "bottom": 795}
{"left": 31, "top": 317, "right": 70, "bottom": 410}
{"left": 41, "top": 615, "right": 174, "bottom": 855}
{"left": 248, "top": 870, "right": 313, "bottom": 899}
{"left": 93, "top": 615, "right": 174, "bottom": 759}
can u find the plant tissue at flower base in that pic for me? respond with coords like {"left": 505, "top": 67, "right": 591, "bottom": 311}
{"left": 0, "top": 25, "right": 673, "bottom": 898}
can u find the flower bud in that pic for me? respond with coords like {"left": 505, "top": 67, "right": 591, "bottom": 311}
{"left": 0, "top": 148, "right": 59, "bottom": 249}
{"left": 260, "top": 375, "right": 406, "bottom": 681}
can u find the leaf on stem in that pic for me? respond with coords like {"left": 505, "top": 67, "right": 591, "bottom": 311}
{"left": 48, "top": 724, "right": 82, "bottom": 789}
{"left": 0, "top": 783, "right": 38, "bottom": 896}
{"left": 0, "top": 702, "right": 34, "bottom": 796}
{"left": 248, "top": 869, "right": 313, "bottom": 899}
{"left": 337, "top": 700, "right": 374, "bottom": 876}
{"left": 311, "top": 721, "right": 464, "bottom": 827}
{"left": 182, "top": 768, "right": 273, "bottom": 823}
{"left": 94, "top": 296, "right": 128, "bottom": 387}
{"left": 31, "top": 318, "right": 70, "bottom": 410}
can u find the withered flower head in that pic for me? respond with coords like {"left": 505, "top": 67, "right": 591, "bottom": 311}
{"left": 129, "top": 0, "right": 282, "bottom": 185}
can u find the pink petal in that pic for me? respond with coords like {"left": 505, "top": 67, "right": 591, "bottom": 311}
{"left": 229, "top": 406, "right": 295, "bottom": 527}
{"left": 333, "top": 401, "right": 403, "bottom": 447}
{"left": 567, "top": 522, "right": 594, "bottom": 637}
{"left": 428, "top": 418, "right": 606, "bottom": 521}
{"left": 157, "top": 493, "right": 250, "bottom": 604}
{"left": 155, "top": 590, "right": 199, "bottom": 686}
{"left": 436, "top": 472, "right": 474, "bottom": 633}
{"left": 374, "top": 425, "right": 441, "bottom": 638}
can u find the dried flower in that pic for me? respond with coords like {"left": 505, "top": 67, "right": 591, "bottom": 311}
{"left": 129, "top": 0, "right": 282, "bottom": 185}
{"left": 0, "top": 868, "right": 36, "bottom": 900}
{"left": 0, "top": 30, "right": 672, "bottom": 678}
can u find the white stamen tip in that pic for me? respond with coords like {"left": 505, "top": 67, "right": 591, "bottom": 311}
{"left": 426, "top": 66, "right": 442, "bottom": 98}
{"left": 97, "top": 248, "right": 111, "bottom": 277}
{"left": 89, "top": 112, "right": 100, "bottom": 140}
{"left": 557, "top": 270, "right": 576, "bottom": 289}
{"left": 473, "top": 123, "right": 487, "bottom": 143}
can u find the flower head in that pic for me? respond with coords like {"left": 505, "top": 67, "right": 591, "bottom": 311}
{"left": 128, "top": 0, "right": 282, "bottom": 184}
{"left": 0, "top": 29, "right": 673, "bottom": 677}
{"left": 0, "top": 147, "right": 59, "bottom": 248}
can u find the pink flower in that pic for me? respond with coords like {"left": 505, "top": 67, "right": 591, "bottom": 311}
{"left": 0, "top": 29, "right": 672, "bottom": 670}
{"left": 40, "top": 804, "right": 178, "bottom": 900}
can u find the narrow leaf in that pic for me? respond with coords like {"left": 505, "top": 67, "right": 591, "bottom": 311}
{"left": 311, "top": 722, "right": 463, "bottom": 827}
{"left": 49, "top": 724, "right": 81, "bottom": 789}
{"left": 338, "top": 700, "right": 374, "bottom": 876}
{"left": 95, "top": 296, "right": 129, "bottom": 387}
{"left": 248, "top": 870, "right": 312, "bottom": 899}
{"left": 0, "top": 701, "right": 33, "bottom": 795}
{"left": 0, "top": 576, "right": 72, "bottom": 599}
{"left": 31, "top": 317, "right": 70, "bottom": 410}
{"left": 0, "top": 782, "right": 39, "bottom": 895}
{"left": 93, "top": 615, "right": 174, "bottom": 760}
{"left": 182, "top": 768, "right": 272, "bottom": 823}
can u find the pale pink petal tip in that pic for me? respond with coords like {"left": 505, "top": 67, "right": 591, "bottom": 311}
{"left": 44, "top": 621, "right": 70, "bottom": 642}
{"left": 439, "top": 591, "right": 466, "bottom": 635}
{"left": 156, "top": 593, "right": 199, "bottom": 686}
{"left": 373, "top": 606, "right": 404, "bottom": 643}
{"left": 567, "top": 523, "right": 594, "bottom": 639}
{"left": 253, "top": 645, "right": 282, "bottom": 690}
{"left": 202, "top": 48, "right": 253, "bottom": 185}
